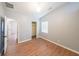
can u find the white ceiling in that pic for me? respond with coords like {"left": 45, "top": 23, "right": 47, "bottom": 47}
{"left": 4, "top": 2, "right": 67, "bottom": 19}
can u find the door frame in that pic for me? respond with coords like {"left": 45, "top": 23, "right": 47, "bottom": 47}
{"left": 32, "top": 20, "right": 39, "bottom": 39}
{"left": 6, "top": 17, "right": 18, "bottom": 43}
{"left": 32, "top": 21, "right": 37, "bottom": 37}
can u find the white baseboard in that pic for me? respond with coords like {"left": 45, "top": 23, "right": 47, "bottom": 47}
{"left": 38, "top": 36, "right": 48, "bottom": 39}
{"left": 18, "top": 38, "right": 31, "bottom": 43}
{"left": 39, "top": 36, "right": 79, "bottom": 54}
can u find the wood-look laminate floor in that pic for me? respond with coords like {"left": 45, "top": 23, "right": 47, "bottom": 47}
{"left": 5, "top": 38, "right": 79, "bottom": 56}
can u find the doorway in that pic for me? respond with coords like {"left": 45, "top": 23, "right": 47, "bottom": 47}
{"left": 5, "top": 18, "right": 18, "bottom": 55}
{"left": 32, "top": 22, "right": 37, "bottom": 39}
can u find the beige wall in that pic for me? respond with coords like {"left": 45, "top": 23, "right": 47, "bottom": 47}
{"left": 41, "top": 2, "right": 79, "bottom": 51}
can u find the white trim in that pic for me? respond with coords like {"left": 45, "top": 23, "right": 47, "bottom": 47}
{"left": 32, "top": 20, "right": 40, "bottom": 38}
{"left": 39, "top": 36, "right": 48, "bottom": 39}
{"left": 39, "top": 36, "right": 79, "bottom": 54}
{"left": 18, "top": 38, "right": 31, "bottom": 43}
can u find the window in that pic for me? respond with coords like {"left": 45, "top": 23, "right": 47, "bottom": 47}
{"left": 41, "top": 21, "right": 48, "bottom": 33}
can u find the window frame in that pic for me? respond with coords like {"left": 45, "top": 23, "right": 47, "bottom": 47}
{"left": 41, "top": 21, "right": 48, "bottom": 33}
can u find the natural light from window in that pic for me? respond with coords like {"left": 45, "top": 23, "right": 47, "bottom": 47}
{"left": 41, "top": 21, "right": 48, "bottom": 33}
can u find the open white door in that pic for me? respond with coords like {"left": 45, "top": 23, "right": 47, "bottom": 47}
{"left": 5, "top": 18, "right": 17, "bottom": 55}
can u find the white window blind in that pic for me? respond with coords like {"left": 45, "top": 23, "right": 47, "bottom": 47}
{"left": 41, "top": 21, "right": 48, "bottom": 33}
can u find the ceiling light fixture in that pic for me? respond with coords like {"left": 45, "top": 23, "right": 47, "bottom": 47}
{"left": 36, "top": 6, "right": 41, "bottom": 12}
{"left": 30, "top": 2, "right": 41, "bottom": 12}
